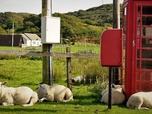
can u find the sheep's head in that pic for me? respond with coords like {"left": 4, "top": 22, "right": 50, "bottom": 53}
{"left": 0, "top": 82, "right": 7, "bottom": 88}
{"left": 37, "top": 84, "right": 50, "bottom": 98}
{"left": 0, "top": 82, "right": 7, "bottom": 97}
{"left": 112, "top": 84, "right": 124, "bottom": 93}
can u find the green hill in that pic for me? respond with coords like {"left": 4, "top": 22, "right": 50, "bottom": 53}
{"left": 0, "top": 4, "right": 121, "bottom": 43}
{"left": 67, "top": 4, "right": 113, "bottom": 27}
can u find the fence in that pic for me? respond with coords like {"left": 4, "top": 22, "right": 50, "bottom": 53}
{"left": 0, "top": 50, "right": 100, "bottom": 59}
{"left": 0, "top": 49, "right": 106, "bottom": 90}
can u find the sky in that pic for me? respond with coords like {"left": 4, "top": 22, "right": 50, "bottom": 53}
{"left": 0, "top": 0, "right": 123, "bottom": 14}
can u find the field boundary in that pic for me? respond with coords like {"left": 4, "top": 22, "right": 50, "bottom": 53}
{"left": 0, "top": 50, "right": 100, "bottom": 59}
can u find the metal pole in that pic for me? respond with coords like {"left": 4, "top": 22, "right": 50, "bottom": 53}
{"left": 42, "top": 0, "right": 53, "bottom": 85}
{"left": 108, "top": 67, "right": 113, "bottom": 109}
{"left": 12, "top": 21, "right": 14, "bottom": 50}
{"left": 117, "top": 0, "right": 120, "bottom": 29}
{"left": 107, "top": 0, "right": 120, "bottom": 109}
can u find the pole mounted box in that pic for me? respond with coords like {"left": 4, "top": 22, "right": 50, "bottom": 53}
{"left": 41, "top": 16, "right": 60, "bottom": 43}
{"left": 100, "top": 29, "right": 123, "bottom": 66}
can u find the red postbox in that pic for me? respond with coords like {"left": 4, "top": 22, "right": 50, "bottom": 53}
{"left": 122, "top": 0, "right": 152, "bottom": 99}
{"left": 100, "top": 29, "right": 123, "bottom": 67}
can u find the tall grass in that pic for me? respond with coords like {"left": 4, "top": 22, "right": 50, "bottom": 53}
{"left": 53, "top": 58, "right": 108, "bottom": 85}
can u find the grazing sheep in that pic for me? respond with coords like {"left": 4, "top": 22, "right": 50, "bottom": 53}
{"left": 126, "top": 91, "right": 152, "bottom": 110}
{"left": 101, "top": 84, "right": 125, "bottom": 105}
{"left": 0, "top": 82, "right": 38, "bottom": 106}
{"left": 37, "top": 84, "right": 73, "bottom": 102}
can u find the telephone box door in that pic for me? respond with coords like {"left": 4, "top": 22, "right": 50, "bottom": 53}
{"left": 134, "top": 2, "right": 152, "bottom": 92}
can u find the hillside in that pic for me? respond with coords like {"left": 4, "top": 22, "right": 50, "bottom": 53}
{"left": 67, "top": 4, "right": 113, "bottom": 27}
{"left": 0, "top": 4, "right": 121, "bottom": 43}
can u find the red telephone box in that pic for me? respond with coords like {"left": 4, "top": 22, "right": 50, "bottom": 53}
{"left": 122, "top": 0, "right": 152, "bottom": 99}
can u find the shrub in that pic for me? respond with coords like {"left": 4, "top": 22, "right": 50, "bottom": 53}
{"left": 83, "top": 59, "right": 108, "bottom": 84}
{"left": 0, "top": 54, "right": 16, "bottom": 60}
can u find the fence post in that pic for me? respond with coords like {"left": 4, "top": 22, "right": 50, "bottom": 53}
{"left": 66, "top": 46, "right": 72, "bottom": 90}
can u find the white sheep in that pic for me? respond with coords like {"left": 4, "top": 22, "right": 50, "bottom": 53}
{"left": 126, "top": 91, "right": 152, "bottom": 110}
{"left": 101, "top": 84, "right": 125, "bottom": 105}
{"left": 37, "top": 84, "right": 73, "bottom": 102}
{"left": 0, "top": 82, "right": 38, "bottom": 106}
{"left": 71, "top": 75, "right": 85, "bottom": 84}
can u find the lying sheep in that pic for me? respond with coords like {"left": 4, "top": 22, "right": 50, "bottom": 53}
{"left": 126, "top": 91, "right": 152, "bottom": 110}
{"left": 71, "top": 75, "right": 85, "bottom": 84}
{"left": 101, "top": 84, "right": 125, "bottom": 105}
{"left": 101, "top": 84, "right": 124, "bottom": 96}
{"left": 0, "top": 82, "right": 38, "bottom": 106}
{"left": 37, "top": 84, "right": 73, "bottom": 102}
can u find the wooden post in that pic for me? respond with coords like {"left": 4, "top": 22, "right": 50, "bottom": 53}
{"left": 113, "top": 0, "right": 120, "bottom": 28}
{"left": 42, "top": 0, "right": 53, "bottom": 85}
{"left": 113, "top": 0, "right": 120, "bottom": 85}
{"left": 66, "top": 46, "right": 72, "bottom": 90}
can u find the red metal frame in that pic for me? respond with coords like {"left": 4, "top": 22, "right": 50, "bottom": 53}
{"left": 122, "top": 0, "right": 152, "bottom": 99}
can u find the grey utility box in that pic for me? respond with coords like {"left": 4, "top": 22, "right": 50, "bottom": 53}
{"left": 41, "top": 16, "right": 60, "bottom": 43}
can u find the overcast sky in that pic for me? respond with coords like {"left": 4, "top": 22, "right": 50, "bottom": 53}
{"left": 0, "top": 0, "right": 123, "bottom": 14}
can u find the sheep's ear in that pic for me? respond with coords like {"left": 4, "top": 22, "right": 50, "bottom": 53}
{"left": 39, "top": 82, "right": 44, "bottom": 87}
{"left": 40, "top": 83, "right": 44, "bottom": 87}
{"left": 2, "top": 82, "right": 7, "bottom": 85}
{"left": 112, "top": 84, "right": 115, "bottom": 88}
{"left": 39, "top": 82, "right": 44, "bottom": 84}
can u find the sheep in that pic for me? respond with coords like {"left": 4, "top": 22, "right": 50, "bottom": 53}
{"left": 101, "top": 84, "right": 124, "bottom": 96}
{"left": 126, "top": 91, "right": 152, "bottom": 110}
{"left": 37, "top": 84, "right": 73, "bottom": 102}
{"left": 101, "top": 84, "right": 125, "bottom": 105}
{"left": 71, "top": 75, "right": 85, "bottom": 84}
{"left": 0, "top": 81, "right": 38, "bottom": 106}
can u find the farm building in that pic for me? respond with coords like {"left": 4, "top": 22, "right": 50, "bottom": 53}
{"left": 0, "top": 35, "right": 23, "bottom": 47}
{"left": 21, "top": 33, "right": 42, "bottom": 47}
{"left": 0, "top": 33, "right": 41, "bottom": 47}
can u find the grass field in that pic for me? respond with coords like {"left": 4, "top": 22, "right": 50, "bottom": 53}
{"left": 0, "top": 43, "right": 100, "bottom": 53}
{"left": 0, "top": 45, "right": 152, "bottom": 113}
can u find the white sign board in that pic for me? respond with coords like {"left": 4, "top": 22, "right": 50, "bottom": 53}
{"left": 41, "top": 16, "right": 60, "bottom": 43}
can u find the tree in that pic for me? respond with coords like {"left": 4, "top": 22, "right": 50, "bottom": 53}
{"left": 23, "top": 14, "right": 41, "bottom": 34}
{"left": 0, "top": 26, "right": 7, "bottom": 34}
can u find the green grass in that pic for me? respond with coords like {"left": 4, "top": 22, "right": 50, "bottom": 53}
{"left": 0, "top": 84, "right": 151, "bottom": 114}
{"left": 0, "top": 45, "right": 152, "bottom": 113}
{"left": 0, "top": 105, "right": 151, "bottom": 114}
{"left": 53, "top": 43, "right": 100, "bottom": 53}
{"left": 0, "top": 43, "right": 100, "bottom": 53}
{"left": 0, "top": 60, "right": 42, "bottom": 94}
{"left": 0, "top": 88, "right": 151, "bottom": 114}
{"left": 0, "top": 46, "right": 42, "bottom": 51}
{"left": 0, "top": 59, "right": 152, "bottom": 113}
